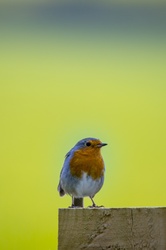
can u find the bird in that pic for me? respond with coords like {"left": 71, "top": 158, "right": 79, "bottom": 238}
{"left": 57, "top": 137, "right": 107, "bottom": 207}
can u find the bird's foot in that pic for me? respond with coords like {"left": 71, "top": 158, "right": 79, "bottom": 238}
{"left": 88, "top": 204, "right": 104, "bottom": 208}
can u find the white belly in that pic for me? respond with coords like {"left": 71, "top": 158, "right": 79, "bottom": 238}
{"left": 74, "top": 172, "right": 104, "bottom": 198}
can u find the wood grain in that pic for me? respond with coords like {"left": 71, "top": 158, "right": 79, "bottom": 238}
{"left": 58, "top": 207, "right": 166, "bottom": 250}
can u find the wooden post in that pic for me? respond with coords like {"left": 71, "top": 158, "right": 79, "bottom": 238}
{"left": 73, "top": 198, "right": 83, "bottom": 207}
{"left": 58, "top": 207, "right": 166, "bottom": 250}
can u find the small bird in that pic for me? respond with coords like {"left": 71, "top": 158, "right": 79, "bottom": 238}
{"left": 58, "top": 137, "right": 107, "bottom": 207}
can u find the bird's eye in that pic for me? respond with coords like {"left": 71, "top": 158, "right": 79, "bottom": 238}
{"left": 86, "top": 142, "right": 91, "bottom": 147}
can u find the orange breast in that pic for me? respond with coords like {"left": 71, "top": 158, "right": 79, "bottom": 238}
{"left": 70, "top": 147, "right": 105, "bottom": 180}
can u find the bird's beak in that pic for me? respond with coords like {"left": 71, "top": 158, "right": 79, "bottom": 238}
{"left": 97, "top": 143, "right": 107, "bottom": 148}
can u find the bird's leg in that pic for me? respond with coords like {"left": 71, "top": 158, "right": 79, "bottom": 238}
{"left": 68, "top": 196, "right": 83, "bottom": 208}
{"left": 68, "top": 196, "right": 75, "bottom": 208}
{"left": 72, "top": 196, "right": 75, "bottom": 207}
{"left": 89, "top": 196, "right": 104, "bottom": 208}
{"left": 89, "top": 196, "right": 96, "bottom": 207}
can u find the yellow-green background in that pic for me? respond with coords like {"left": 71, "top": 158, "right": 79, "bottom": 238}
{"left": 0, "top": 1, "right": 166, "bottom": 249}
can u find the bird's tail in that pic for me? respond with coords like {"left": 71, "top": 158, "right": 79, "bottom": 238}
{"left": 57, "top": 183, "right": 65, "bottom": 197}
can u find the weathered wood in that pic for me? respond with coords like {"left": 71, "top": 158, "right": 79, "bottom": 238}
{"left": 58, "top": 207, "right": 166, "bottom": 250}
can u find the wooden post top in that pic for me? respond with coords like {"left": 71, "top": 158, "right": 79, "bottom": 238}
{"left": 58, "top": 207, "right": 166, "bottom": 250}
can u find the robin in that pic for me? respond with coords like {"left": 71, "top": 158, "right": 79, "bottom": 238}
{"left": 58, "top": 137, "right": 107, "bottom": 207}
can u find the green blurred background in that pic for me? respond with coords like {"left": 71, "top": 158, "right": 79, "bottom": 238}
{"left": 0, "top": 1, "right": 166, "bottom": 249}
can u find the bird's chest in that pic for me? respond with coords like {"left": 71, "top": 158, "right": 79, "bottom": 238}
{"left": 69, "top": 151, "right": 105, "bottom": 180}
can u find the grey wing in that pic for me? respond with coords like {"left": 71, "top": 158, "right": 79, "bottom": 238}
{"left": 57, "top": 149, "right": 72, "bottom": 197}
